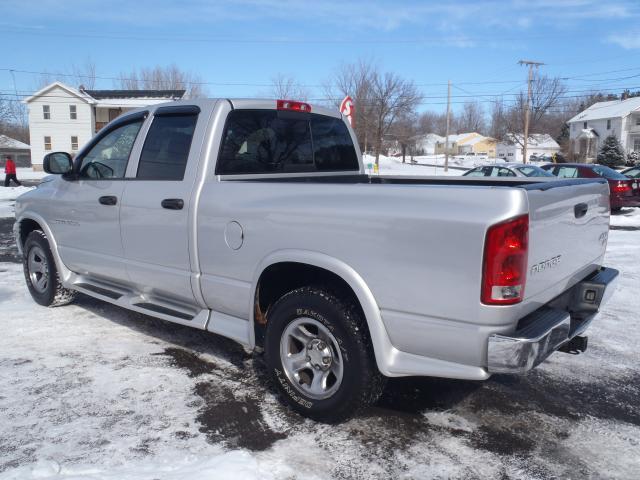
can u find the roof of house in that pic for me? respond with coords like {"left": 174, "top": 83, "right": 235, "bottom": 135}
{"left": 567, "top": 96, "right": 640, "bottom": 123}
{"left": 0, "top": 135, "right": 30, "bottom": 150}
{"left": 459, "top": 135, "right": 496, "bottom": 146}
{"left": 23, "top": 81, "right": 186, "bottom": 106}
{"left": 83, "top": 89, "right": 185, "bottom": 100}
{"left": 437, "top": 132, "right": 479, "bottom": 144}
{"left": 499, "top": 133, "right": 560, "bottom": 149}
{"left": 412, "top": 133, "right": 444, "bottom": 144}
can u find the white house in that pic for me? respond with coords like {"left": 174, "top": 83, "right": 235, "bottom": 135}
{"left": 412, "top": 133, "right": 444, "bottom": 155}
{"left": 567, "top": 96, "right": 640, "bottom": 162}
{"left": 496, "top": 133, "right": 560, "bottom": 163}
{"left": 23, "top": 82, "right": 185, "bottom": 170}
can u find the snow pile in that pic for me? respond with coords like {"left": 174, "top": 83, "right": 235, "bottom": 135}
{"left": 0, "top": 185, "right": 34, "bottom": 218}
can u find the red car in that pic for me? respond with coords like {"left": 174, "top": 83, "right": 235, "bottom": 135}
{"left": 541, "top": 163, "right": 640, "bottom": 211}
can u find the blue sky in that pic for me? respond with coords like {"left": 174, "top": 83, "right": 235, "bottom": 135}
{"left": 2, "top": 0, "right": 640, "bottom": 113}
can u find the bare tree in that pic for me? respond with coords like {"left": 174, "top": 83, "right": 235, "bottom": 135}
{"left": 417, "top": 110, "right": 450, "bottom": 136}
{"left": 389, "top": 112, "right": 418, "bottom": 163}
{"left": 323, "top": 60, "right": 376, "bottom": 153}
{"left": 489, "top": 99, "right": 508, "bottom": 141}
{"left": 117, "top": 64, "right": 207, "bottom": 98}
{"left": 369, "top": 71, "right": 421, "bottom": 165}
{"left": 72, "top": 58, "right": 97, "bottom": 89}
{"left": 268, "top": 74, "right": 309, "bottom": 100}
{"left": 457, "top": 101, "right": 486, "bottom": 134}
{"left": 502, "top": 75, "right": 568, "bottom": 155}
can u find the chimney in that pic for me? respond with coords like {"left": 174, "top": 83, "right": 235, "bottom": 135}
{"left": 79, "top": 84, "right": 86, "bottom": 92}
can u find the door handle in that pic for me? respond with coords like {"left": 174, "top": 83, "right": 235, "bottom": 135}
{"left": 161, "top": 198, "right": 184, "bottom": 210}
{"left": 574, "top": 202, "right": 588, "bottom": 218}
{"left": 99, "top": 195, "right": 117, "bottom": 206}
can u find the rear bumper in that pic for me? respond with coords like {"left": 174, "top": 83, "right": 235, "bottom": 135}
{"left": 487, "top": 267, "right": 619, "bottom": 374}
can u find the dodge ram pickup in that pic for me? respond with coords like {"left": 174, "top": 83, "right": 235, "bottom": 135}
{"left": 14, "top": 98, "right": 619, "bottom": 421}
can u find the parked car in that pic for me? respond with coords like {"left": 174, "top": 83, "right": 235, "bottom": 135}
{"left": 463, "top": 163, "right": 555, "bottom": 178}
{"left": 622, "top": 165, "right": 640, "bottom": 179}
{"left": 14, "top": 99, "right": 618, "bottom": 422}
{"left": 541, "top": 163, "right": 640, "bottom": 211}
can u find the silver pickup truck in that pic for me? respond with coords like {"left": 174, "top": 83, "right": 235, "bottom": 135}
{"left": 14, "top": 98, "right": 618, "bottom": 421}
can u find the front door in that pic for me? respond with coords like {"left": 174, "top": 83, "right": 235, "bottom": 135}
{"left": 50, "top": 115, "right": 145, "bottom": 282}
{"left": 119, "top": 105, "right": 205, "bottom": 306}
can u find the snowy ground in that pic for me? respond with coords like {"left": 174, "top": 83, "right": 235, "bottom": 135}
{"left": 1, "top": 178, "right": 639, "bottom": 479}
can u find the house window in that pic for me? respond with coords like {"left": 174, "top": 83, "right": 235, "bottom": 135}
{"left": 607, "top": 119, "right": 611, "bottom": 130}
{"left": 634, "top": 139, "right": 640, "bottom": 152}
{"left": 71, "top": 136, "right": 79, "bottom": 151}
{"left": 70, "top": 105, "right": 77, "bottom": 120}
{"left": 583, "top": 121, "right": 587, "bottom": 129}
{"left": 636, "top": 117, "right": 640, "bottom": 126}
{"left": 43, "top": 105, "right": 50, "bottom": 120}
{"left": 44, "top": 136, "right": 52, "bottom": 151}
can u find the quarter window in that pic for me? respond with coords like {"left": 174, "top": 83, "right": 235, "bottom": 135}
{"left": 137, "top": 113, "right": 198, "bottom": 180}
{"left": 78, "top": 119, "right": 143, "bottom": 179}
{"left": 70, "top": 105, "right": 77, "bottom": 120}
{"left": 71, "top": 136, "right": 79, "bottom": 151}
{"left": 43, "top": 105, "right": 50, "bottom": 120}
{"left": 44, "top": 136, "right": 52, "bottom": 150}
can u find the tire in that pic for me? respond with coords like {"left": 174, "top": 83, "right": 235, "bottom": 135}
{"left": 23, "top": 230, "right": 76, "bottom": 307}
{"left": 264, "top": 286, "right": 385, "bottom": 422}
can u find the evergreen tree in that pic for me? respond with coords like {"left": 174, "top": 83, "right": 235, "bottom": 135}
{"left": 597, "top": 135, "right": 624, "bottom": 167}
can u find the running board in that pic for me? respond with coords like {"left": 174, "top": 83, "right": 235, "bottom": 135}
{"left": 70, "top": 277, "right": 209, "bottom": 330}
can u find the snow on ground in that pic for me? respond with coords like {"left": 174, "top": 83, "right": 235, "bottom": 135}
{"left": 363, "top": 154, "right": 464, "bottom": 176}
{"left": 0, "top": 220, "right": 639, "bottom": 478}
{"left": 0, "top": 186, "right": 35, "bottom": 218}
{"left": 610, "top": 207, "right": 640, "bottom": 229}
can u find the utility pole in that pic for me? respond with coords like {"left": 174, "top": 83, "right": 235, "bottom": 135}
{"left": 444, "top": 80, "right": 451, "bottom": 172}
{"left": 518, "top": 60, "right": 544, "bottom": 164}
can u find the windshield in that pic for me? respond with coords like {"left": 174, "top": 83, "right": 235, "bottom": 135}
{"left": 592, "top": 165, "right": 629, "bottom": 180}
{"left": 515, "top": 165, "right": 555, "bottom": 177}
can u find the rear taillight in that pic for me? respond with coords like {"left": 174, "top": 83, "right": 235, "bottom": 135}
{"left": 611, "top": 181, "right": 632, "bottom": 193}
{"left": 481, "top": 215, "right": 529, "bottom": 305}
{"left": 277, "top": 99, "right": 311, "bottom": 112}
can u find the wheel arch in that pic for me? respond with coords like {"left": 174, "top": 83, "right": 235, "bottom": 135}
{"left": 250, "top": 250, "right": 394, "bottom": 375}
{"left": 15, "top": 213, "right": 72, "bottom": 284}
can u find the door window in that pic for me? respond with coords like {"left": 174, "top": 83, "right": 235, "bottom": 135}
{"left": 137, "top": 113, "right": 198, "bottom": 180}
{"left": 555, "top": 166, "right": 579, "bottom": 178}
{"left": 79, "top": 120, "right": 143, "bottom": 179}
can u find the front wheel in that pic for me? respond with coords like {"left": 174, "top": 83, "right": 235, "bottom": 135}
{"left": 264, "top": 287, "right": 384, "bottom": 422}
{"left": 23, "top": 230, "right": 76, "bottom": 307}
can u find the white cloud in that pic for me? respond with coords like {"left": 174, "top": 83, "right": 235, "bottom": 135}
{"left": 607, "top": 31, "right": 640, "bottom": 49}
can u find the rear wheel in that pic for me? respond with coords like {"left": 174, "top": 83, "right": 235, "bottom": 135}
{"left": 264, "top": 286, "right": 384, "bottom": 422}
{"left": 23, "top": 230, "right": 76, "bottom": 307}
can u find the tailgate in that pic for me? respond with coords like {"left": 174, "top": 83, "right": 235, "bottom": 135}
{"left": 525, "top": 179, "right": 610, "bottom": 303}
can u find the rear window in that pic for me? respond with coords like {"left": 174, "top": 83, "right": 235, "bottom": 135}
{"left": 216, "top": 110, "right": 359, "bottom": 175}
{"left": 592, "top": 165, "right": 628, "bottom": 180}
{"left": 555, "top": 166, "right": 579, "bottom": 178}
{"left": 516, "top": 166, "right": 554, "bottom": 177}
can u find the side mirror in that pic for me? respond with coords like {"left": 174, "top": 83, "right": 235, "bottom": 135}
{"left": 43, "top": 152, "right": 73, "bottom": 175}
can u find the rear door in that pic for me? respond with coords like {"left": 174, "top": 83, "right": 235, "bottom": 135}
{"left": 119, "top": 104, "right": 209, "bottom": 306}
